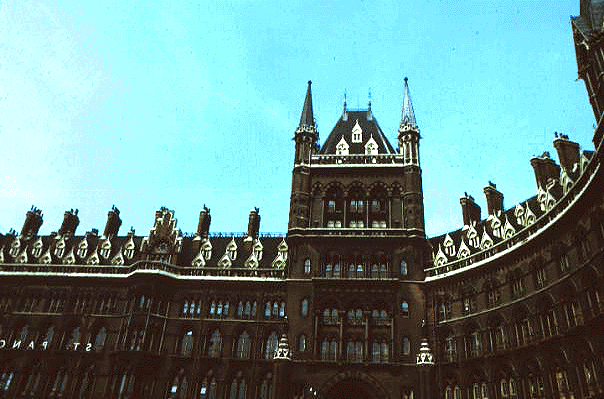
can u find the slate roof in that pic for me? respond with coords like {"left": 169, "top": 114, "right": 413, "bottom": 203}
{"left": 573, "top": 0, "right": 604, "bottom": 37}
{"left": 319, "top": 110, "right": 396, "bottom": 155}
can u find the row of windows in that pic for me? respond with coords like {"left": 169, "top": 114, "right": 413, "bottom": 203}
{"left": 320, "top": 305, "right": 409, "bottom": 324}
{"left": 444, "top": 362, "right": 601, "bottom": 399}
{"left": 2, "top": 294, "right": 120, "bottom": 315}
{"left": 180, "top": 300, "right": 287, "bottom": 320}
{"left": 441, "top": 298, "right": 600, "bottom": 362}
{"left": 319, "top": 336, "right": 411, "bottom": 361}
{"left": 303, "top": 257, "right": 409, "bottom": 276}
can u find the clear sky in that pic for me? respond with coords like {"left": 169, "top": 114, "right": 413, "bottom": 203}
{"left": 0, "top": 0, "right": 595, "bottom": 238}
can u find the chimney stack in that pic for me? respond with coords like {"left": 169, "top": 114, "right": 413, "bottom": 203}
{"left": 553, "top": 133, "right": 580, "bottom": 173}
{"left": 103, "top": 205, "right": 122, "bottom": 238}
{"left": 530, "top": 152, "right": 561, "bottom": 190}
{"left": 59, "top": 209, "right": 80, "bottom": 238}
{"left": 247, "top": 207, "right": 261, "bottom": 240}
{"left": 197, "top": 205, "right": 211, "bottom": 238}
{"left": 20, "top": 205, "right": 43, "bottom": 239}
{"left": 460, "top": 193, "right": 481, "bottom": 226}
{"left": 484, "top": 182, "right": 504, "bottom": 216}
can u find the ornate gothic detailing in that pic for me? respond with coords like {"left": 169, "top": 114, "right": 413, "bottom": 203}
{"left": 416, "top": 338, "right": 435, "bottom": 366}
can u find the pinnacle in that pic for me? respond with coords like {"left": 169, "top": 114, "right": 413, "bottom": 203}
{"left": 299, "top": 80, "right": 315, "bottom": 129}
{"left": 400, "top": 78, "right": 418, "bottom": 129}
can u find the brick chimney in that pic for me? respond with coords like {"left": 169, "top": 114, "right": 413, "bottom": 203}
{"left": 553, "top": 133, "right": 580, "bottom": 173}
{"left": 197, "top": 205, "right": 211, "bottom": 238}
{"left": 247, "top": 207, "right": 261, "bottom": 240}
{"left": 20, "top": 205, "right": 43, "bottom": 239}
{"left": 103, "top": 205, "right": 122, "bottom": 238}
{"left": 59, "top": 209, "right": 79, "bottom": 238}
{"left": 530, "top": 152, "right": 561, "bottom": 189}
{"left": 460, "top": 193, "right": 481, "bottom": 226}
{"left": 484, "top": 182, "right": 504, "bottom": 216}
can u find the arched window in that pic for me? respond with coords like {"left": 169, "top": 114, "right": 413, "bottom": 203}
{"left": 95, "top": 326, "right": 108, "bottom": 351}
{"left": 129, "top": 329, "right": 144, "bottom": 351}
{"left": 181, "top": 330, "right": 194, "bottom": 357}
{"left": 371, "top": 264, "right": 379, "bottom": 278}
{"left": 264, "top": 332, "right": 279, "bottom": 359}
{"left": 236, "top": 331, "right": 251, "bottom": 359}
{"left": 50, "top": 369, "right": 69, "bottom": 397}
{"left": 299, "top": 334, "right": 307, "bottom": 352}
{"left": 301, "top": 298, "right": 309, "bottom": 318}
{"left": 348, "top": 264, "right": 356, "bottom": 279}
{"left": 200, "top": 375, "right": 218, "bottom": 399}
{"left": 379, "top": 264, "right": 388, "bottom": 279}
{"left": 334, "top": 263, "right": 341, "bottom": 278}
{"left": 230, "top": 373, "right": 246, "bottom": 399}
{"left": 208, "top": 330, "right": 222, "bottom": 358}
{"left": 260, "top": 373, "right": 273, "bottom": 399}
{"left": 43, "top": 325, "right": 55, "bottom": 349}
{"left": 168, "top": 370, "right": 188, "bottom": 399}
{"left": 401, "top": 301, "right": 410, "bottom": 317}
{"left": 67, "top": 326, "right": 81, "bottom": 350}
{"left": 371, "top": 338, "right": 389, "bottom": 363}
{"left": 0, "top": 369, "right": 14, "bottom": 393}
{"left": 401, "top": 257, "right": 408, "bottom": 276}
{"left": 402, "top": 336, "right": 410, "bottom": 355}
{"left": 304, "top": 258, "right": 311, "bottom": 274}
{"left": 78, "top": 366, "right": 95, "bottom": 399}
{"left": 346, "top": 340, "right": 363, "bottom": 362}
{"left": 117, "top": 370, "right": 135, "bottom": 399}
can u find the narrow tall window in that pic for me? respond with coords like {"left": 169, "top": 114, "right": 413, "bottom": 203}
{"left": 208, "top": 330, "right": 222, "bottom": 358}
{"left": 236, "top": 331, "right": 251, "bottom": 359}
{"left": 401, "top": 301, "right": 410, "bottom": 317}
{"left": 304, "top": 258, "right": 311, "bottom": 274}
{"left": 402, "top": 336, "right": 410, "bottom": 355}
{"left": 401, "top": 258, "right": 408, "bottom": 276}
{"left": 301, "top": 298, "right": 309, "bottom": 318}
{"left": 181, "top": 330, "right": 194, "bottom": 357}
{"left": 264, "top": 332, "right": 279, "bottom": 359}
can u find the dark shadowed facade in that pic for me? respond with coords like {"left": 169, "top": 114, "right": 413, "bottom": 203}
{"left": 0, "top": 2, "right": 603, "bottom": 398}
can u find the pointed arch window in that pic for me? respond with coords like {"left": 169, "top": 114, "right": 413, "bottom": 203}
{"left": 401, "top": 257, "right": 408, "bottom": 276}
{"left": 95, "top": 326, "right": 108, "bottom": 351}
{"left": 401, "top": 301, "right": 410, "bottom": 317}
{"left": 67, "top": 326, "right": 81, "bottom": 350}
{"left": 304, "top": 258, "right": 311, "bottom": 274}
{"left": 346, "top": 340, "right": 363, "bottom": 362}
{"left": 50, "top": 369, "right": 70, "bottom": 397}
{"left": 230, "top": 375, "right": 247, "bottom": 399}
{"left": 181, "top": 330, "right": 194, "bottom": 357}
{"left": 208, "top": 329, "right": 223, "bottom": 358}
{"left": 200, "top": 375, "right": 218, "bottom": 399}
{"left": 169, "top": 370, "right": 189, "bottom": 399}
{"left": 260, "top": 373, "right": 273, "bottom": 399}
{"left": 402, "top": 336, "right": 411, "bottom": 355}
{"left": 301, "top": 298, "right": 309, "bottom": 318}
{"left": 298, "top": 334, "right": 307, "bottom": 352}
{"left": 264, "top": 332, "right": 279, "bottom": 359}
{"left": 236, "top": 331, "right": 251, "bottom": 359}
{"left": 117, "top": 370, "right": 135, "bottom": 399}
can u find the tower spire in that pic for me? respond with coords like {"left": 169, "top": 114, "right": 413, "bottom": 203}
{"left": 400, "top": 77, "right": 418, "bottom": 129}
{"left": 299, "top": 80, "right": 315, "bottom": 128}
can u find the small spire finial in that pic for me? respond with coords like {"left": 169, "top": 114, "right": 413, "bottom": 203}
{"left": 400, "top": 77, "right": 417, "bottom": 129}
{"left": 299, "top": 80, "right": 315, "bottom": 129}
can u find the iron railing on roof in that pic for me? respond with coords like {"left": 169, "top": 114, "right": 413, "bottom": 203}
{"left": 311, "top": 154, "right": 404, "bottom": 165}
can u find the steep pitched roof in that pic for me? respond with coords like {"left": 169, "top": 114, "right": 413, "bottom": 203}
{"left": 319, "top": 110, "right": 396, "bottom": 155}
{"left": 299, "top": 80, "right": 315, "bottom": 129}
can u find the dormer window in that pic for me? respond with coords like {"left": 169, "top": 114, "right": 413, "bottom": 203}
{"left": 32, "top": 242, "right": 43, "bottom": 258}
{"left": 352, "top": 120, "right": 362, "bottom": 143}
{"left": 55, "top": 244, "right": 65, "bottom": 259}
{"left": 100, "top": 240, "right": 111, "bottom": 259}
{"left": 364, "top": 136, "right": 378, "bottom": 155}
{"left": 9, "top": 239, "right": 20, "bottom": 257}
{"left": 336, "top": 136, "right": 349, "bottom": 155}
{"left": 202, "top": 241, "right": 212, "bottom": 260}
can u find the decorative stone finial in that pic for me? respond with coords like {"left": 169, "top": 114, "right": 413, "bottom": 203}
{"left": 416, "top": 338, "right": 435, "bottom": 366}
{"left": 273, "top": 334, "right": 291, "bottom": 360}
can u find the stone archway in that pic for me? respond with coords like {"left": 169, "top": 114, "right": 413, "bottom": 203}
{"left": 319, "top": 371, "right": 390, "bottom": 399}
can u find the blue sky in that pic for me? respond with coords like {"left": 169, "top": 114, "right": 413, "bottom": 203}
{"left": 0, "top": 0, "right": 595, "bottom": 238}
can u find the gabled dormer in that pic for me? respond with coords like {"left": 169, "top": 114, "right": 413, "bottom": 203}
{"left": 218, "top": 253, "right": 232, "bottom": 269}
{"left": 244, "top": 252, "right": 259, "bottom": 269}
{"left": 55, "top": 236, "right": 66, "bottom": 259}
{"left": 192, "top": 248, "right": 206, "bottom": 268}
{"left": 465, "top": 223, "right": 480, "bottom": 248}
{"left": 514, "top": 203, "right": 526, "bottom": 227}
{"left": 39, "top": 248, "right": 52, "bottom": 264}
{"left": 31, "top": 237, "right": 43, "bottom": 258}
{"left": 271, "top": 252, "right": 286, "bottom": 269}
{"left": 111, "top": 251, "right": 124, "bottom": 266}
{"left": 503, "top": 217, "right": 516, "bottom": 239}
{"left": 336, "top": 136, "right": 349, "bottom": 155}
{"left": 277, "top": 238, "right": 288, "bottom": 262}
{"left": 123, "top": 229, "right": 136, "bottom": 259}
{"left": 16, "top": 247, "right": 28, "bottom": 264}
{"left": 86, "top": 250, "right": 100, "bottom": 266}
{"left": 480, "top": 230, "right": 494, "bottom": 250}
{"left": 443, "top": 234, "right": 456, "bottom": 257}
{"left": 252, "top": 239, "right": 263, "bottom": 261}
{"left": 77, "top": 237, "right": 88, "bottom": 259}
{"left": 99, "top": 239, "right": 111, "bottom": 259}
{"left": 351, "top": 120, "right": 363, "bottom": 143}
{"left": 434, "top": 245, "right": 448, "bottom": 267}
{"left": 457, "top": 240, "right": 471, "bottom": 259}
{"left": 226, "top": 238, "right": 237, "bottom": 260}
{"left": 364, "top": 135, "right": 378, "bottom": 155}
{"left": 9, "top": 237, "right": 21, "bottom": 258}
{"left": 63, "top": 248, "right": 76, "bottom": 265}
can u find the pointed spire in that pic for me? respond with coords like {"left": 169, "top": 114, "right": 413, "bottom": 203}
{"left": 400, "top": 77, "right": 418, "bottom": 129}
{"left": 299, "top": 80, "right": 315, "bottom": 129}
